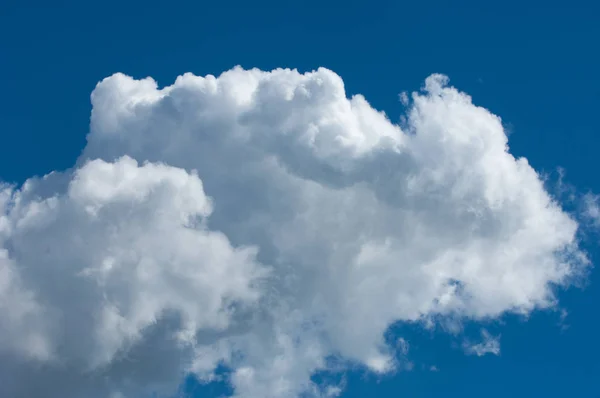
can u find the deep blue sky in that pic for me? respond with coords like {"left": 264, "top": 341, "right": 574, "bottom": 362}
{"left": 1, "top": 0, "right": 599, "bottom": 397}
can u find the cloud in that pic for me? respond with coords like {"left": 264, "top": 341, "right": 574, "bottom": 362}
{"left": 582, "top": 193, "right": 600, "bottom": 227}
{"left": 0, "top": 157, "right": 267, "bottom": 397}
{"left": 464, "top": 330, "right": 501, "bottom": 357}
{"left": 0, "top": 67, "right": 590, "bottom": 398}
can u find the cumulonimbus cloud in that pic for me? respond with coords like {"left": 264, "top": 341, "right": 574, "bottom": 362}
{"left": 0, "top": 67, "right": 590, "bottom": 398}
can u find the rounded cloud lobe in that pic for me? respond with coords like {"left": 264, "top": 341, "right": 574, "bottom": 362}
{"left": 0, "top": 67, "right": 589, "bottom": 397}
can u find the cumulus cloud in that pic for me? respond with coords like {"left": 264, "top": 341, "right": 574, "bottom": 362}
{"left": 0, "top": 66, "right": 591, "bottom": 398}
{"left": 0, "top": 157, "right": 266, "bottom": 397}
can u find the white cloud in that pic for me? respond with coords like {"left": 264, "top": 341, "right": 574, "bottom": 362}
{"left": 397, "top": 337, "right": 409, "bottom": 355}
{"left": 0, "top": 66, "right": 590, "bottom": 398}
{"left": 464, "top": 330, "right": 501, "bottom": 357}
{"left": 0, "top": 157, "right": 267, "bottom": 397}
{"left": 582, "top": 193, "right": 600, "bottom": 227}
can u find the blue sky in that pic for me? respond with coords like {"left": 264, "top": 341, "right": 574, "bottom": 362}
{"left": 1, "top": 1, "right": 599, "bottom": 397}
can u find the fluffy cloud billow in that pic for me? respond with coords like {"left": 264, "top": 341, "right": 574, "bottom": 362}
{"left": 0, "top": 67, "right": 590, "bottom": 398}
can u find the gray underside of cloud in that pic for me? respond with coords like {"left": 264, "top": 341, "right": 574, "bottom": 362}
{"left": 0, "top": 67, "right": 590, "bottom": 398}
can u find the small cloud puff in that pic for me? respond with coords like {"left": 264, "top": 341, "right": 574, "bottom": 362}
{"left": 582, "top": 193, "right": 600, "bottom": 227}
{"left": 464, "top": 330, "right": 501, "bottom": 357}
